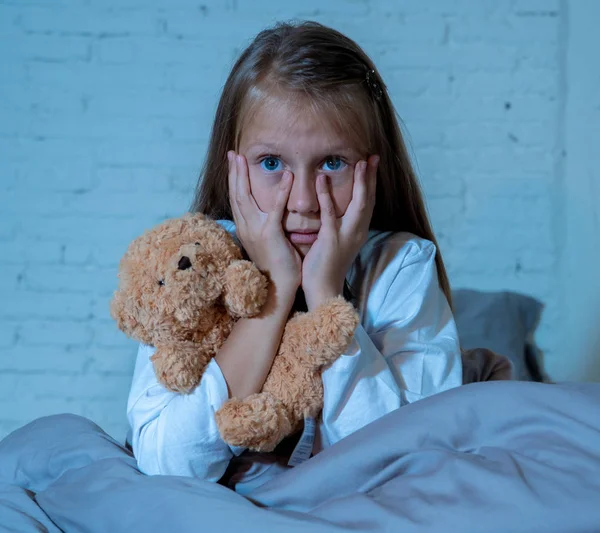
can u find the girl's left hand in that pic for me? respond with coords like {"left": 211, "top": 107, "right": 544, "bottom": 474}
{"left": 302, "top": 155, "right": 379, "bottom": 310}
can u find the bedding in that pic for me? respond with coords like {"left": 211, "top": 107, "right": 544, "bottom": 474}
{"left": 1, "top": 380, "right": 600, "bottom": 532}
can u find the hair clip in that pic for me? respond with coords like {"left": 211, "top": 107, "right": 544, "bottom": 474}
{"left": 365, "top": 69, "right": 383, "bottom": 100}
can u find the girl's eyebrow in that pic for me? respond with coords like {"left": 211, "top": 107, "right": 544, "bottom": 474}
{"left": 246, "top": 143, "right": 280, "bottom": 153}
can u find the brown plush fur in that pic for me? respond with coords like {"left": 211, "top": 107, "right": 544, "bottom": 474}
{"left": 110, "top": 213, "right": 269, "bottom": 393}
{"left": 111, "top": 213, "right": 359, "bottom": 452}
{"left": 215, "top": 297, "right": 359, "bottom": 451}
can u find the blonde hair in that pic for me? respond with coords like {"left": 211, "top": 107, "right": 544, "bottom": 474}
{"left": 191, "top": 20, "right": 452, "bottom": 307}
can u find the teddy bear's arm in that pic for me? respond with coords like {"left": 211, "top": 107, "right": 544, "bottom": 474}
{"left": 286, "top": 296, "right": 360, "bottom": 368}
{"left": 216, "top": 297, "right": 359, "bottom": 453}
{"left": 222, "top": 260, "right": 269, "bottom": 318}
{"left": 151, "top": 341, "right": 215, "bottom": 394}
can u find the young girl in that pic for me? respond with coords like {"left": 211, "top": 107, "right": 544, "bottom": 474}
{"left": 127, "top": 20, "right": 463, "bottom": 491}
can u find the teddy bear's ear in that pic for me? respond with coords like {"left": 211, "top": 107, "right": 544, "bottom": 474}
{"left": 110, "top": 290, "right": 143, "bottom": 338}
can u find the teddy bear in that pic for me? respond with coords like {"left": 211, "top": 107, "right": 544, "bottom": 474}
{"left": 111, "top": 213, "right": 359, "bottom": 452}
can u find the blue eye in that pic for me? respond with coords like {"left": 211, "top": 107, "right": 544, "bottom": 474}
{"left": 321, "top": 156, "right": 346, "bottom": 172}
{"left": 260, "top": 156, "right": 282, "bottom": 172}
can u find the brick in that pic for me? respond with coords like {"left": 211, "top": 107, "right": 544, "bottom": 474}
{"left": 441, "top": 120, "right": 555, "bottom": 151}
{"left": 9, "top": 159, "right": 95, "bottom": 192}
{"left": 20, "top": 6, "right": 160, "bottom": 36}
{"left": 103, "top": 133, "right": 181, "bottom": 165}
{"left": 0, "top": 190, "right": 70, "bottom": 216}
{"left": 0, "top": 345, "right": 86, "bottom": 373}
{"left": 0, "top": 396, "right": 87, "bottom": 422}
{"left": 19, "top": 320, "right": 94, "bottom": 347}
{"left": 11, "top": 34, "right": 90, "bottom": 62}
{"left": 0, "top": 239, "right": 62, "bottom": 265}
{"left": 0, "top": 291, "right": 92, "bottom": 321}
{"left": 464, "top": 193, "right": 553, "bottom": 225}
{"left": 62, "top": 240, "right": 127, "bottom": 268}
{"left": 92, "top": 36, "right": 230, "bottom": 66}
{"left": 22, "top": 264, "right": 117, "bottom": 295}
{"left": 17, "top": 215, "right": 152, "bottom": 243}
{"left": 94, "top": 166, "right": 173, "bottom": 192}
{"left": 63, "top": 190, "right": 189, "bottom": 217}
{"left": 1, "top": 265, "right": 26, "bottom": 290}
{"left": 83, "top": 345, "right": 138, "bottom": 375}
{"left": 86, "top": 86, "right": 209, "bottom": 120}
{"left": 422, "top": 177, "right": 465, "bottom": 198}
{"left": 10, "top": 87, "right": 88, "bottom": 115}
{"left": 27, "top": 373, "right": 133, "bottom": 400}
{"left": 0, "top": 137, "right": 94, "bottom": 161}
{"left": 386, "top": 69, "right": 450, "bottom": 98}
{"left": 26, "top": 61, "right": 168, "bottom": 91}
{"left": 347, "top": 14, "right": 446, "bottom": 46}
{"left": 0, "top": 5, "right": 24, "bottom": 36}
{"left": 456, "top": 223, "right": 555, "bottom": 253}
{"left": 0, "top": 322, "right": 18, "bottom": 348}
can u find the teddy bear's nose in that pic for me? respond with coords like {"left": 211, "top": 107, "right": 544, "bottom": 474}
{"left": 178, "top": 256, "right": 192, "bottom": 270}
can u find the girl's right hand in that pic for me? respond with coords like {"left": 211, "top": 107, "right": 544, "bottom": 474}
{"left": 227, "top": 151, "right": 301, "bottom": 295}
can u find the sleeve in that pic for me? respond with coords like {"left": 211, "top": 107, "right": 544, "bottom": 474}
{"left": 126, "top": 343, "right": 239, "bottom": 481}
{"left": 319, "top": 240, "right": 463, "bottom": 446}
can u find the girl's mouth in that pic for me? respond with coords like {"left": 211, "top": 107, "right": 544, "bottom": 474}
{"left": 287, "top": 231, "right": 319, "bottom": 245}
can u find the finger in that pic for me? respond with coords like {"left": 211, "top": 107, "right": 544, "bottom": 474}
{"left": 344, "top": 160, "right": 369, "bottom": 222}
{"left": 234, "top": 154, "right": 261, "bottom": 220}
{"left": 316, "top": 174, "right": 336, "bottom": 233}
{"left": 227, "top": 151, "right": 244, "bottom": 223}
{"left": 266, "top": 170, "right": 292, "bottom": 225}
{"left": 366, "top": 154, "right": 379, "bottom": 208}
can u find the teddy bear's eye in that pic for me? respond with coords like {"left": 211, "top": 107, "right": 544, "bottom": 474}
{"left": 195, "top": 242, "right": 200, "bottom": 246}
{"left": 158, "top": 279, "right": 165, "bottom": 286}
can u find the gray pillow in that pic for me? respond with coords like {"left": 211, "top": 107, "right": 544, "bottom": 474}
{"left": 452, "top": 289, "right": 546, "bottom": 382}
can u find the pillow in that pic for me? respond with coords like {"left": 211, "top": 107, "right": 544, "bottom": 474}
{"left": 451, "top": 289, "right": 546, "bottom": 382}
{"left": 461, "top": 347, "right": 514, "bottom": 384}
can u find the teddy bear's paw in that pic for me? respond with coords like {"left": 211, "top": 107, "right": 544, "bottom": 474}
{"left": 223, "top": 261, "right": 269, "bottom": 318}
{"left": 158, "top": 373, "right": 200, "bottom": 395}
{"left": 151, "top": 353, "right": 203, "bottom": 395}
{"left": 215, "top": 394, "right": 292, "bottom": 452}
{"left": 306, "top": 297, "right": 360, "bottom": 365}
{"left": 319, "top": 296, "right": 360, "bottom": 337}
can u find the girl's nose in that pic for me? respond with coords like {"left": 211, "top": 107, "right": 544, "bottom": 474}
{"left": 286, "top": 170, "right": 319, "bottom": 214}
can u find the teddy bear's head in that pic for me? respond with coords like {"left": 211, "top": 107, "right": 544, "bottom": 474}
{"left": 110, "top": 213, "right": 242, "bottom": 346}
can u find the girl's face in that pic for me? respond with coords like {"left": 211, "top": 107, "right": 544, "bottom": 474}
{"left": 238, "top": 97, "right": 367, "bottom": 256}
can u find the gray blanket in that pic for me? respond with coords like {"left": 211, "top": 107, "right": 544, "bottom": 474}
{"left": 1, "top": 381, "right": 600, "bottom": 532}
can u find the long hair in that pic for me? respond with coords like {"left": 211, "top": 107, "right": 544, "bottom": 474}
{"left": 191, "top": 20, "right": 452, "bottom": 307}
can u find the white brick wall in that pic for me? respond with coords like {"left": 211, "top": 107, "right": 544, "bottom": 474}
{"left": 0, "top": 0, "right": 574, "bottom": 441}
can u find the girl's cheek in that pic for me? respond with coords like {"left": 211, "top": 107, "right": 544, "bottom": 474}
{"left": 328, "top": 171, "right": 355, "bottom": 216}
{"left": 248, "top": 171, "right": 282, "bottom": 212}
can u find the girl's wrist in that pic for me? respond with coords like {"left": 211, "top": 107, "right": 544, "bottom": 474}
{"left": 264, "top": 279, "right": 297, "bottom": 315}
{"left": 304, "top": 283, "right": 344, "bottom": 311}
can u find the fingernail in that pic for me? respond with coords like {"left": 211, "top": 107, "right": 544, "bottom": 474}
{"left": 236, "top": 155, "right": 242, "bottom": 164}
{"left": 227, "top": 151, "right": 233, "bottom": 161}
{"left": 372, "top": 155, "right": 380, "bottom": 167}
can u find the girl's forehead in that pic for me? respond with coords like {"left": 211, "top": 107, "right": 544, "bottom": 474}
{"left": 239, "top": 93, "right": 369, "bottom": 153}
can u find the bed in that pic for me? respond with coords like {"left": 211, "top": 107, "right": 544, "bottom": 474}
{"left": 1, "top": 290, "right": 599, "bottom": 533}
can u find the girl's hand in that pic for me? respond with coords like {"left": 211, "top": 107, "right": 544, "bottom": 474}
{"left": 301, "top": 155, "right": 379, "bottom": 310}
{"left": 228, "top": 151, "right": 301, "bottom": 297}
